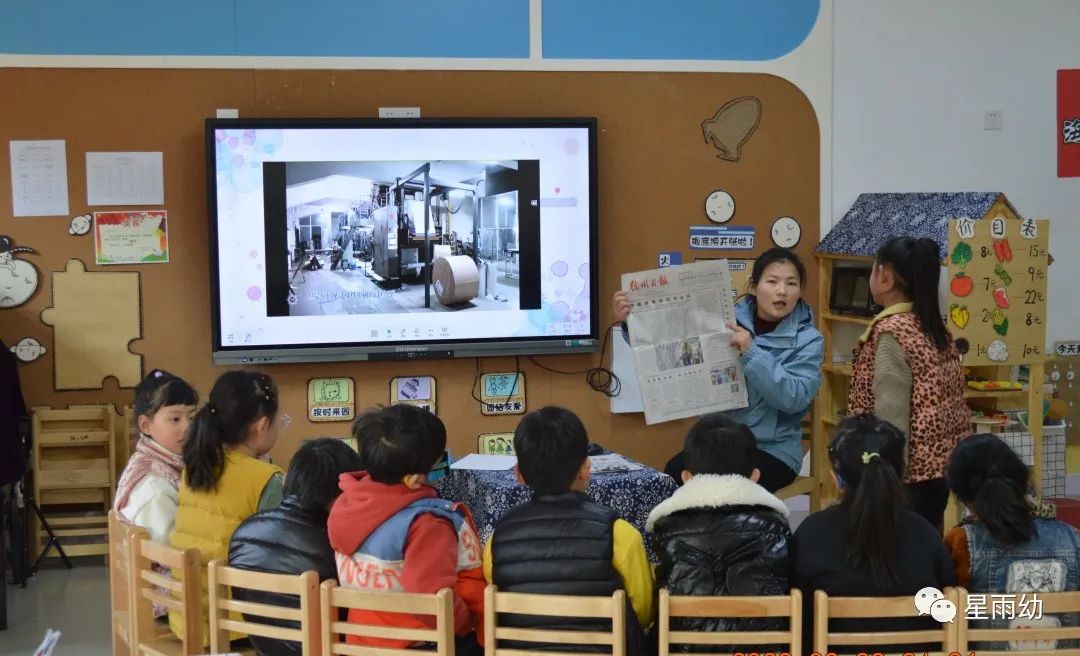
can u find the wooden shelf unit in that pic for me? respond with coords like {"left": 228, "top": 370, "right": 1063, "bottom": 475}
{"left": 32, "top": 405, "right": 117, "bottom": 560}
{"left": 810, "top": 254, "right": 876, "bottom": 506}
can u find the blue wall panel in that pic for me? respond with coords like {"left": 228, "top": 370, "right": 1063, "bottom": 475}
{"left": 0, "top": 0, "right": 530, "bottom": 58}
{"left": 0, "top": 0, "right": 816, "bottom": 61}
{"left": 542, "top": 0, "right": 819, "bottom": 61}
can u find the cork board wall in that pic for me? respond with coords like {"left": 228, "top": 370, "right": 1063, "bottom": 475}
{"left": 0, "top": 68, "right": 820, "bottom": 469}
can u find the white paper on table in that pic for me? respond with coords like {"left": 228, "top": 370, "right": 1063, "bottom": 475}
{"left": 9, "top": 140, "right": 70, "bottom": 217}
{"left": 589, "top": 454, "right": 643, "bottom": 473}
{"left": 86, "top": 151, "right": 164, "bottom": 205}
{"left": 449, "top": 454, "right": 517, "bottom": 471}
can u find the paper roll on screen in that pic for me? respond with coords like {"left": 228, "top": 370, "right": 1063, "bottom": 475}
{"left": 432, "top": 256, "right": 480, "bottom": 305}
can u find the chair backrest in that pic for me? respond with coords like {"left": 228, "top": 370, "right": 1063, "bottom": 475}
{"left": 207, "top": 559, "right": 320, "bottom": 655}
{"left": 814, "top": 589, "right": 959, "bottom": 655}
{"left": 109, "top": 510, "right": 149, "bottom": 656}
{"left": 484, "top": 585, "right": 627, "bottom": 656}
{"left": 658, "top": 588, "right": 802, "bottom": 656}
{"left": 319, "top": 580, "right": 455, "bottom": 656}
{"left": 957, "top": 588, "right": 1080, "bottom": 653}
{"left": 131, "top": 536, "right": 203, "bottom": 655}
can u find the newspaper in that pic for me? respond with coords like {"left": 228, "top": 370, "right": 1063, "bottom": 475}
{"left": 621, "top": 260, "right": 748, "bottom": 425}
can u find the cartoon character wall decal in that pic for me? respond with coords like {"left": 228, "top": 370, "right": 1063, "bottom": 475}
{"left": 0, "top": 235, "right": 40, "bottom": 308}
{"left": 69, "top": 214, "right": 92, "bottom": 236}
{"left": 10, "top": 336, "right": 47, "bottom": 363}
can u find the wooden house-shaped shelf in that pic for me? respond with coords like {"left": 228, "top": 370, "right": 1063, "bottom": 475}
{"left": 814, "top": 192, "right": 1052, "bottom": 510}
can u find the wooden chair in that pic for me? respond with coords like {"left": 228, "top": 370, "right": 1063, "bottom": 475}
{"left": 484, "top": 585, "right": 627, "bottom": 656}
{"left": 658, "top": 588, "right": 802, "bottom": 656}
{"left": 207, "top": 559, "right": 321, "bottom": 656}
{"left": 319, "top": 580, "right": 455, "bottom": 656}
{"left": 957, "top": 588, "right": 1080, "bottom": 653}
{"left": 109, "top": 510, "right": 149, "bottom": 656}
{"left": 131, "top": 536, "right": 203, "bottom": 656}
{"left": 813, "top": 589, "right": 959, "bottom": 655}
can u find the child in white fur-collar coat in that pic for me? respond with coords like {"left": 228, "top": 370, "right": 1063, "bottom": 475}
{"left": 647, "top": 413, "right": 791, "bottom": 645}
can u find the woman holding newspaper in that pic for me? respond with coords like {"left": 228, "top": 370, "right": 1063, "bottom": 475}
{"left": 614, "top": 247, "right": 824, "bottom": 492}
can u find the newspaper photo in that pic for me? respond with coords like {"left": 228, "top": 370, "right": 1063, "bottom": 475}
{"left": 621, "top": 259, "right": 748, "bottom": 425}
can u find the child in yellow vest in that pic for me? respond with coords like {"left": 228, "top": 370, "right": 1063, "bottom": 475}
{"left": 168, "top": 370, "right": 283, "bottom": 645}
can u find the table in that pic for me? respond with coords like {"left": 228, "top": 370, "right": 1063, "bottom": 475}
{"left": 434, "top": 454, "right": 677, "bottom": 562}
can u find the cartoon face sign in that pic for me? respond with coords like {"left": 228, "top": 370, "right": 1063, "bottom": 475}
{"left": 771, "top": 216, "right": 801, "bottom": 248}
{"left": 704, "top": 190, "right": 735, "bottom": 223}
{"left": 0, "top": 235, "right": 39, "bottom": 308}
{"left": 69, "top": 214, "right": 91, "bottom": 236}
{"left": 10, "top": 336, "right": 47, "bottom": 362}
{"left": 323, "top": 380, "right": 341, "bottom": 400}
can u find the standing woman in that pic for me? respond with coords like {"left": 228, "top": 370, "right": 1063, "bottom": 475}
{"left": 613, "top": 247, "right": 824, "bottom": 493}
{"left": 848, "top": 236, "right": 970, "bottom": 532}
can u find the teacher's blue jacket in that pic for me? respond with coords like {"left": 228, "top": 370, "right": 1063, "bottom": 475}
{"left": 730, "top": 297, "right": 823, "bottom": 474}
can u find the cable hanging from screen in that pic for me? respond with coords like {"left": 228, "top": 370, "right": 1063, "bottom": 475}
{"left": 526, "top": 321, "right": 622, "bottom": 398}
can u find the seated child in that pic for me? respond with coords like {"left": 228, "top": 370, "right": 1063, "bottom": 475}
{"left": 229, "top": 438, "right": 363, "bottom": 656}
{"left": 169, "top": 371, "right": 284, "bottom": 643}
{"left": 646, "top": 413, "right": 790, "bottom": 645}
{"left": 792, "top": 414, "right": 954, "bottom": 655}
{"left": 115, "top": 369, "right": 198, "bottom": 543}
{"left": 328, "top": 405, "right": 485, "bottom": 650}
{"left": 945, "top": 433, "right": 1080, "bottom": 649}
{"left": 483, "top": 406, "right": 653, "bottom": 656}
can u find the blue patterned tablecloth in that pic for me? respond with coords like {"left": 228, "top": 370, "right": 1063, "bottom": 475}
{"left": 433, "top": 454, "right": 678, "bottom": 562}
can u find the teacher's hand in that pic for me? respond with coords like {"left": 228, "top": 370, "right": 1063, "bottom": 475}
{"left": 613, "top": 291, "right": 631, "bottom": 323}
{"left": 727, "top": 321, "right": 752, "bottom": 355}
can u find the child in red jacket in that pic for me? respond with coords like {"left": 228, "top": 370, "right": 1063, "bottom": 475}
{"left": 328, "top": 404, "right": 484, "bottom": 650}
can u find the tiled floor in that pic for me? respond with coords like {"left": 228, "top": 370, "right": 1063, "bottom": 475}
{"left": 3, "top": 560, "right": 110, "bottom": 656}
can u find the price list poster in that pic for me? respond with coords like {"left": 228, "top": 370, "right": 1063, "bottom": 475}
{"left": 947, "top": 213, "right": 1049, "bottom": 366}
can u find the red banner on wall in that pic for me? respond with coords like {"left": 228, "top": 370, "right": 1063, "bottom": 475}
{"left": 1058, "top": 69, "right": 1080, "bottom": 177}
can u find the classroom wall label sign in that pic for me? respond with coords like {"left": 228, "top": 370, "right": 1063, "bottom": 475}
{"left": 689, "top": 225, "right": 755, "bottom": 250}
{"left": 658, "top": 252, "right": 682, "bottom": 268}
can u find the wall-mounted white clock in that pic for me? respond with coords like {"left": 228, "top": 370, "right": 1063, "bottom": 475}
{"left": 704, "top": 190, "right": 735, "bottom": 223}
{"left": 771, "top": 216, "right": 801, "bottom": 248}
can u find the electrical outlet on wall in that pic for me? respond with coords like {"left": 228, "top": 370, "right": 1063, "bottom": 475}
{"left": 984, "top": 110, "right": 1003, "bottom": 130}
{"left": 379, "top": 107, "right": 421, "bottom": 118}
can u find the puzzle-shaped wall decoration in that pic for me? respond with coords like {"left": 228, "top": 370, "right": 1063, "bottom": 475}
{"left": 40, "top": 259, "right": 143, "bottom": 390}
{"left": 0, "top": 235, "right": 40, "bottom": 308}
